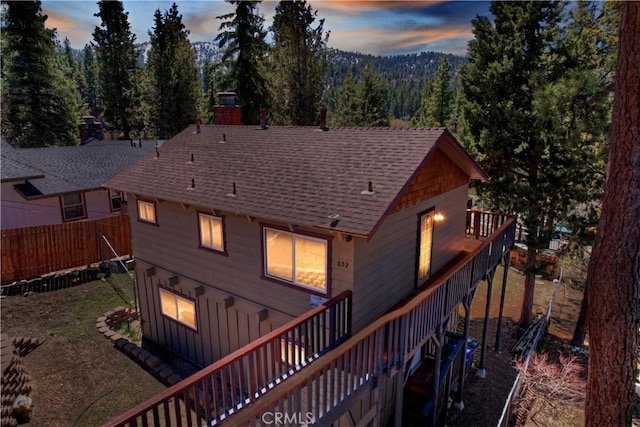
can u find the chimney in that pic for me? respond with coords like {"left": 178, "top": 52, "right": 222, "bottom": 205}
{"left": 195, "top": 119, "right": 201, "bottom": 134}
{"left": 212, "top": 91, "right": 242, "bottom": 125}
{"left": 319, "top": 108, "right": 328, "bottom": 131}
{"left": 259, "top": 108, "right": 268, "bottom": 130}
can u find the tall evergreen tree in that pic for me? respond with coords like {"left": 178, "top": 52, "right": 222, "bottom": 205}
{"left": 81, "top": 44, "right": 100, "bottom": 115}
{"left": 461, "top": 1, "right": 611, "bottom": 326}
{"left": 1, "top": 1, "right": 79, "bottom": 147}
{"left": 216, "top": 0, "right": 268, "bottom": 125}
{"left": 333, "top": 66, "right": 389, "bottom": 126}
{"left": 585, "top": 2, "right": 639, "bottom": 424}
{"left": 412, "top": 56, "right": 453, "bottom": 127}
{"left": 145, "top": 3, "right": 199, "bottom": 138}
{"left": 92, "top": 0, "right": 138, "bottom": 139}
{"left": 332, "top": 72, "right": 359, "bottom": 126}
{"left": 269, "top": 0, "right": 329, "bottom": 125}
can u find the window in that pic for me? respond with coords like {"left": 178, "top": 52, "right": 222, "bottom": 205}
{"left": 110, "top": 190, "right": 126, "bottom": 211}
{"left": 159, "top": 288, "right": 197, "bottom": 329}
{"left": 61, "top": 193, "right": 86, "bottom": 221}
{"left": 198, "top": 213, "right": 225, "bottom": 252}
{"left": 418, "top": 210, "right": 435, "bottom": 283}
{"left": 137, "top": 200, "right": 156, "bottom": 224}
{"left": 263, "top": 227, "right": 328, "bottom": 293}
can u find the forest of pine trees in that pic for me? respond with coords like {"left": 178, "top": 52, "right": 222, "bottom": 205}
{"left": 1, "top": 0, "right": 467, "bottom": 143}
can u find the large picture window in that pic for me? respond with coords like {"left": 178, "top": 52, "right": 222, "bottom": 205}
{"left": 418, "top": 210, "right": 435, "bottom": 283}
{"left": 159, "top": 288, "right": 197, "bottom": 330}
{"left": 263, "top": 227, "right": 328, "bottom": 293}
{"left": 198, "top": 213, "right": 225, "bottom": 252}
{"left": 61, "top": 193, "right": 86, "bottom": 221}
{"left": 137, "top": 200, "right": 156, "bottom": 224}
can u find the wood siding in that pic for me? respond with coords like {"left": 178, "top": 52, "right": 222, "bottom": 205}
{"left": 130, "top": 199, "right": 354, "bottom": 365}
{"left": 1, "top": 183, "right": 122, "bottom": 229}
{"left": 391, "top": 148, "right": 469, "bottom": 214}
{"left": 351, "top": 185, "right": 468, "bottom": 331}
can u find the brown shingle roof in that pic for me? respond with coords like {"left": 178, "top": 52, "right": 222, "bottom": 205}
{"left": 106, "top": 125, "right": 486, "bottom": 236}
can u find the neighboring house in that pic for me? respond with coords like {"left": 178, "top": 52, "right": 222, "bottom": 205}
{"left": 1, "top": 139, "right": 158, "bottom": 229}
{"left": 106, "top": 124, "right": 489, "bottom": 368}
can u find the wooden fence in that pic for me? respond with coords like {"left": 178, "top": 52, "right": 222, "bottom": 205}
{"left": 1, "top": 215, "right": 132, "bottom": 283}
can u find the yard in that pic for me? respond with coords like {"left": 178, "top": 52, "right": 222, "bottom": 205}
{"left": 1, "top": 274, "right": 165, "bottom": 427}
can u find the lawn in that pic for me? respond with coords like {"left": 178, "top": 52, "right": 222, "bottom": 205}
{"left": 1, "top": 274, "right": 166, "bottom": 427}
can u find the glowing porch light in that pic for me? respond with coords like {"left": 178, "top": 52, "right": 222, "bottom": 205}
{"left": 434, "top": 213, "right": 445, "bottom": 222}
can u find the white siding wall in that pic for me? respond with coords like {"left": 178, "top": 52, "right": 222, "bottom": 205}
{"left": 351, "top": 184, "right": 468, "bottom": 331}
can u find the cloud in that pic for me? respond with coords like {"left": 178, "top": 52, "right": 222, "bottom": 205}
{"left": 42, "top": 6, "right": 98, "bottom": 46}
{"left": 329, "top": 23, "right": 472, "bottom": 55}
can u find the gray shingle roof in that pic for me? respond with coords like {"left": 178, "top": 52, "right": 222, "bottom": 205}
{"left": 1, "top": 140, "right": 44, "bottom": 182}
{"left": 1, "top": 139, "right": 158, "bottom": 196}
{"left": 106, "top": 125, "right": 486, "bottom": 236}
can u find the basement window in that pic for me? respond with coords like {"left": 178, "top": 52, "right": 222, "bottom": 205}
{"left": 137, "top": 200, "right": 157, "bottom": 224}
{"left": 61, "top": 193, "right": 87, "bottom": 221}
{"left": 262, "top": 226, "right": 329, "bottom": 294}
{"left": 198, "top": 213, "right": 225, "bottom": 253}
{"left": 159, "top": 287, "right": 197, "bottom": 330}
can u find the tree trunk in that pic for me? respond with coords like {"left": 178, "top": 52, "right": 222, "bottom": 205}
{"left": 570, "top": 282, "right": 588, "bottom": 347}
{"left": 519, "top": 246, "right": 537, "bottom": 326}
{"left": 585, "top": 2, "right": 640, "bottom": 426}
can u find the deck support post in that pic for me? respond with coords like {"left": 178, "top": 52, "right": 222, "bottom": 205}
{"left": 455, "top": 295, "right": 472, "bottom": 410}
{"left": 494, "top": 254, "right": 511, "bottom": 352}
{"left": 394, "top": 317, "right": 409, "bottom": 427}
{"left": 429, "top": 327, "right": 445, "bottom": 427}
{"left": 477, "top": 271, "right": 494, "bottom": 378}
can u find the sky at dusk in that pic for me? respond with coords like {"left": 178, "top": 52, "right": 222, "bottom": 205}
{"left": 40, "top": 1, "right": 492, "bottom": 56}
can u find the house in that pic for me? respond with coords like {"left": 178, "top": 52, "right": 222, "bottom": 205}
{"left": 104, "top": 122, "right": 517, "bottom": 426}
{"left": 106, "top": 124, "right": 486, "bottom": 363}
{"left": 0, "top": 139, "right": 158, "bottom": 229}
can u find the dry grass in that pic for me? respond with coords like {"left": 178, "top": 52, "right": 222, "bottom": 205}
{"left": 1, "top": 274, "right": 166, "bottom": 427}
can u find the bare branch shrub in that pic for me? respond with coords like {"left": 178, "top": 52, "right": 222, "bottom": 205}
{"left": 514, "top": 352, "right": 586, "bottom": 425}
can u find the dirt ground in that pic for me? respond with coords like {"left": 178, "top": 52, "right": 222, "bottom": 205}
{"left": 447, "top": 264, "right": 587, "bottom": 427}
{"left": 1, "top": 274, "right": 165, "bottom": 427}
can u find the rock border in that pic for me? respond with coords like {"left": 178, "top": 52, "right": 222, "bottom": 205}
{"left": 96, "top": 307, "right": 182, "bottom": 386}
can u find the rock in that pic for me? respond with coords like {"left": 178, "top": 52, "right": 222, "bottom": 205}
{"left": 12, "top": 395, "right": 33, "bottom": 422}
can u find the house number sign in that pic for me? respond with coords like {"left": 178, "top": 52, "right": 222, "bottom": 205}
{"left": 335, "top": 259, "right": 350, "bottom": 269}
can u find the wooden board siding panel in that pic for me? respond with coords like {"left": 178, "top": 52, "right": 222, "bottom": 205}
{"left": 351, "top": 185, "right": 468, "bottom": 332}
{"left": 391, "top": 149, "right": 469, "bottom": 214}
{"left": 129, "top": 197, "right": 354, "bottom": 319}
{"left": 135, "top": 258, "right": 295, "bottom": 366}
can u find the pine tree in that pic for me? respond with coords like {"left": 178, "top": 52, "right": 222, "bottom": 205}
{"left": 269, "top": 0, "right": 329, "bottom": 125}
{"left": 145, "top": 3, "right": 199, "bottom": 138}
{"left": 332, "top": 72, "right": 359, "bottom": 126}
{"left": 412, "top": 56, "right": 453, "bottom": 127}
{"left": 461, "top": 0, "right": 612, "bottom": 326}
{"left": 81, "top": 44, "right": 100, "bottom": 115}
{"left": 216, "top": 0, "right": 269, "bottom": 125}
{"left": 92, "top": 0, "right": 138, "bottom": 139}
{"left": 1, "top": 1, "right": 79, "bottom": 147}
{"left": 585, "top": 2, "right": 639, "bottom": 424}
{"left": 333, "top": 66, "right": 389, "bottom": 126}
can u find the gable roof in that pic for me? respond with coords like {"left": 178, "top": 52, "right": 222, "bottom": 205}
{"left": 1, "top": 139, "right": 158, "bottom": 197}
{"left": 107, "top": 126, "right": 487, "bottom": 237}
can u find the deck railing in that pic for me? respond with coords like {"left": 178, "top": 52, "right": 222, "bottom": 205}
{"left": 103, "top": 291, "right": 352, "bottom": 427}
{"left": 229, "top": 217, "right": 517, "bottom": 426}
{"left": 466, "top": 209, "right": 513, "bottom": 239}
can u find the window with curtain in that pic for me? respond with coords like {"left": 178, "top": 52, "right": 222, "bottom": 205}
{"left": 198, "top": 213, "right": 224, "bottom": 252}
{"left": 159, "top": 288, "right": 196, "bottom": 329}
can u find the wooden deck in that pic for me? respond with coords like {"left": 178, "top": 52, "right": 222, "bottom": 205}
{"left": 102, "top": 210, "right": 515, "bottom": 427}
